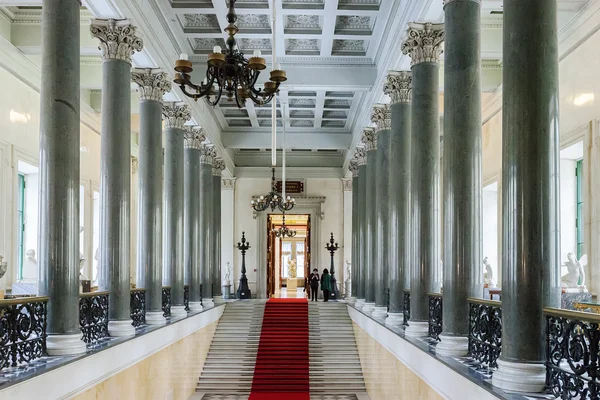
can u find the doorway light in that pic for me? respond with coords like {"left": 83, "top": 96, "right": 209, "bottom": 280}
{"left": 10, "top": 110, "right": 31, "bottom": 124}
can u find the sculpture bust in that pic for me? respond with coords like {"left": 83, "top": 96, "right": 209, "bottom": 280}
{"left": 483, "top": 257, "right": 494, "bottom": 285}
{"left": 561, "top": 253, "right": 587, "bottom": 288}
{"left": 288, "top": 259, "right": 297, "bottom": 278}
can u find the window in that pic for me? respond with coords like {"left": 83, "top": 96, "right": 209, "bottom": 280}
{"left": 17, "top": 174, "right": 25, "bottom": 280}
{"left": 576, "top": 159, "right": 584, "bottom": 258}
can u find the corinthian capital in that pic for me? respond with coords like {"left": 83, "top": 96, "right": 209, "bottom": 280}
{"left": 361, "top": 128, "right": 377, "bottom": 152}
{"left": 213, "top": 158, "right": 225, "bottom": 176}
{"left": 384, "top": 71, "right": 412, "bottom": 104}
{"left": 132, "top": 69, "right": 171, "bottom": 102}
{"left": 349, "top": 159, "right": 359, "bottom": 177}
{"left": 199, "top": 144, "right": 215, "bottom": 165}
{"left": 184, "top": 127, "right": 206, "bottom": 150}
{"left": 354, "top": 147, "right": 367, "bottom": 166}
{"left": 371, "top": 104, "right": 391, "bottom": 132}
{"left": 162, "top": 103, "right": 191, "bottom": 130}
{"left": 90, "top": 19, "right": 143, "bottom": 63}
{"left": 401, "top": 22, "right": 444, "bottom": 66}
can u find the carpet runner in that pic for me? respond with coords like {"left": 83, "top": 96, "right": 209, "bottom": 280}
{"left": 249, "top": 298, "right": 310, "bottom": 400}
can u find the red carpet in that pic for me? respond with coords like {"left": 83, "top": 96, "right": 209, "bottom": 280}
{"left": 249, "top": 298, "right": 310, "bottom": 400}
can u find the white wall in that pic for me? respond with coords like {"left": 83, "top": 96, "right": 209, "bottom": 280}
{"left": 482, "top": 186, "right": 498, "bottom": 285}
{"left": 560, "top": 159, "right": 577, "bottom": 264}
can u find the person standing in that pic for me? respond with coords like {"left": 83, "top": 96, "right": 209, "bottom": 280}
{"left": 321, "top": 269, "right": 332, "bottom": 302}
{"left": 309, "top": 268, "right": 320, "bottom": 301}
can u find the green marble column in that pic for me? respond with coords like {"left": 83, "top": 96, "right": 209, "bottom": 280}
{"left": 361, "top": 128, "right": 377, "bottom": 314}
{"left": 354, "top": 147, "right": 368, "bottom": 308}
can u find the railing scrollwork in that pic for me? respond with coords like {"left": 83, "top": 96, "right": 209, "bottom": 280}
{"left": 403, "top": 290, "right": 410, "bottom": 326}
{"left": 0, "top": 297, "right": 48, "bottom": 370}
{"left": 428, "top": 293, "right": 443, "bottom": 341}
{"left": 79, "top": 291, "right": 109, "bottom": 344}
{"left": 184, "top": 285, "right": 190, "bottom": 312}
{"left": 162, "top": 287, "right": 171, "bottom": 318}
{"left": 468, "top": 297, "right": 502, "bottom": 369}
{"left": 130, "top": 289, "right": 146, "bottom": 328}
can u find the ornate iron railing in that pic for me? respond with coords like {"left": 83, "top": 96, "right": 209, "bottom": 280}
{"left": 428, "top": 293, "right": 443, "bottom": 341}
{"left": 0, "top": 296, "right": 48, "bottom": 370}
{"left": 403, "top": 290, "right": 410, "bottom": 326}
{"left": 79, "top": 291, "right": 109, "bottom": 344}
{"left": 184, "top": 285, "right": 190, "bottom": 312}
{"left": 545, "top": 307, "right": 600, "bottom": 399}
{"left": 386, "top": 288, "right": 390, "bottom": 312}
{"left": 162, "top": 287, "right": 171, "bottom": 318}
{"left": 468, "top": 298, "right": 502, "bottom": 368}
{"left": 130, "top": 289, "right": 146, "bottom": 328}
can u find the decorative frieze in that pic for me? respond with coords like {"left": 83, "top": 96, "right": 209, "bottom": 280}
{"left": 90, "top": 19, "right": 143, "bottom": 63}
{"left": 384, "top": 71, "right": 412, "bottom": 104}
{"left": 401, "top": 22, "right": 444, "bottom": 67}
{"left": 184, "top": 127, "right": 206, "bottom": 150}
{"left": 349, "top": 159, "right": 359, "bottom": 177}
{"left": 361, "top": 127, "right": 377, "bottom": 152}
{"left": 355, "top": 147, "right": 367, "bottom": 166}
{"left": 371, "top": 104, "right": 391, "bottom": 132}
{"left": 199, "top": 144, "right": 215, "bottom": 165}
{"left": 162, "top": 103, "right": 191, "bottom": 130}
{"left": 131, "top": 69, "right": 171, "bottom": 102}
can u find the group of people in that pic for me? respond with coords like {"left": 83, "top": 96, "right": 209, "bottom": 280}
{"left": 305, "top": 268, "right": 332, "bottom": 302}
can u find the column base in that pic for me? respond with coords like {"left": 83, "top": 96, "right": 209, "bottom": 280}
{"left": 385, "top": 312, "right": 403, "bottom": 326}
{"left": 346, "top": 297, "right": 357, "bottom": 304}
{"left": 203, "top": 298, "right": 214, "bottom": 308}
{"left": 145, "top": 311, "right": 167, "bottom": 326}
{"left": 46, "top": 333, "right": 87, "bottom": 356}
{"left": 189, "top": 301, "right": 203, "bottom": 311}
{"left": 404, "top": 321, "right": 429, "bottom": 338}
{"left": 108, "top": 320, "right": 136, "bottom": 337}
{"left": 170, "top": 305, "right": 188, "bottom": 318}
{"left": 355, "top": 298, "right": 366, "bottom": 309}
{"left": 362, "top": 302, "right": 375, "bottom": 313}
{"left": 213, "top": 295, "right": 224, "bottom": 305}
{"left": 436, "top": 334, "right": 469, "bottom": 357}
{"left": 492, "top": 359, "right": 546, "bottom": 393}
{"left": 372, "top": 306, "right": 388, "bottom": 318}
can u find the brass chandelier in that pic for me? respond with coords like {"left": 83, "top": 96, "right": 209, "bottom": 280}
{"left": 173, "top": 0, "right": 286, "bottom": 108}
{"left": 251, "top": 167, "right": 295, "bottom": 212}
{"left": 272, "top": 212, "right": 297, "bottom": 238}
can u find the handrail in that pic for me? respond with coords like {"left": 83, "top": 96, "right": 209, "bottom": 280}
{"left": 468, "top": 297, "right": 501, "bottom": 307}
{"left": 544, "top": 306, "right": 600, "bottom": 322}
{"left": 0, "top": 296, "right": 50, "bottom": 307}
{"left": 131, "top": 288, "right": 145, "bottom": 293}
{"left": 79, "top": 291, "right": 109, "bottom": 298}
{"left": 427, "top": 292, "right": 442, "bottom": 298}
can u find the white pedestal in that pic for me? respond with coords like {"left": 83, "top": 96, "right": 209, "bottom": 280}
{"left": 372, "top": 306, "right": 388, "bottom": 318}
{"left": 385, "top": 312, "right": 403, "bottom": 326}
{"left": 108, "top": 320, "right": 136, "bottom": 337}
{"left": 436, "top": 334, "right": 469, "bottom": 357}
{"left": 287, "top": 278, "right": 298, "bottom": 290}
{"left": 362, "top": 302, "right": 375, "bottom": 313}
{"left": 492, "top": 359, "right": 546, "bottom": 393}
{"left": 46, "top": 333, "right": 87, "bottom": 356}
{"left": 404, "top": 321, "right": 429, "bottom": 338}
{"left": 171, "top": 305, "right": 187, "bottom": 317}
{"left": 355, "top": 299, "right": 366, "bottom": 309}
{"left": 145, "top": 311, "right": 166, "bottom": 326}
{"left": 203, "top": 298, "right": 214, "bottom": 308}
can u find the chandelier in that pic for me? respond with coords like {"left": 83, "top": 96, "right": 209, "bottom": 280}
{"left": 251, "top": 167, "right": 295, "bottom": 212}
{"left": 173, "top": 0, "right": 286, "bottom": 108}
{"left": 272, "top": 212, "right": 297, "bottom": 238}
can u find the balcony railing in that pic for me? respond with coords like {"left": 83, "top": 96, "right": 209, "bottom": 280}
{"left": 162, "top": 287, "right": 171, "bottom": 318}
{"left": 545, "top": 307, "right": 600, "bottom": 399}
{"left": 0, "top": 296, "right": 48, "bottom": 370}
{"left": 184, "top": 285, "right": 190, "bottom": 312}
{"left": 403, "top": 290, "right": 410, "bottom": 326}
{"left": 428, "top": 293, "right": 443, "bottom": 341}
{"left": 130, "top": 289, "right": 146, "bottom": 328}
{"left": 467, "top": 297, "right": 502, "bottom": 369}
{"left": 79, "top": 291, "right": 109, "bottom": 344}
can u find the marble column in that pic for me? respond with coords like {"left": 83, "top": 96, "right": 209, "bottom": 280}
{"left": 162, "top": 103, "right": 191, "bottom": 318}
{"left": 436, "top": 0, "right": 483, "bottom": 357}
{"left": 384, "top": 71, "right": 412, "bottom": 326}
{"left": 401, "top": 22, "right": 444, "bottom": 337}
{"left": 372, "top": 105, "right": 391, "bottom": 319}
{"left": 200, "top": 145, "right": 215, "bottom": 307}
{"left": 361, "top": 128, "right": 377, "bottom": 313}
{"left": 354, "top": 147, "right": 368, "bottom": 308}
{"left": 212, "top": 159, "right": 225, "bottom": 303}
{"left": 91, "top": 19, "right": 143, "bottom": 336}
{"left": 184, "top": 128, "right": 206, "bottom": 311}
{"left": 132, "top": 70, "right": 171, "bottom": 326}
{"left": 37, "top": 0, "right": 86, "bottom": 355}
{"left": 492, "top": 0, "right": 561, "bottom": 392}
{"left": 349, "top": 159, "right": 359, "bottom": 303}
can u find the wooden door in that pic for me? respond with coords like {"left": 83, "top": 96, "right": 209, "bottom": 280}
{"left": 306, "top": 215, "right": 311, "bottom": 276}
{"left": 266, "top": 216, "right": 276, "bottom": 297}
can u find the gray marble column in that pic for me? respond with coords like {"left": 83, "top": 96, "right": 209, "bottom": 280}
{"left": 200, "top": 145, "right": 215, "bottom": 307}
{"left": 132, "top": 70, "right": 171, "bottom": 326}
{"left": 162, "top": 103, "right": 191, "bottom": 318}
{"left": 384, "top": 71, "right": 412, "bottom": 326}
{"left": 184, "top": 128, "right": 206, "bottom": 311}
{"left": 38, "top": 0, "right": 86, "bottom": 355}
{"left": 349, "top": 159, "right": 359, "bottom": 303}
{"left": 361, "top": 128, "right": 377, "bottom": 313}
{"left": 401, "top": 22, "right": 444, "bottom": 337}
{"left": 355, "top": 147, "right": 368, "bottom": 307}
{"left": 372, "top": 105, "right": 391, "bottom": 319}
{"left": 437, "top": 0, "right": 483, "bottom": 357}
{"left": 492, "top": 0, "right": 561, "bottom": 392}
{"left": 212, "top": 159, "right": 225, "bottom": 303}
{"left": 91, "top": 19, "right": 143, "bottom": 336}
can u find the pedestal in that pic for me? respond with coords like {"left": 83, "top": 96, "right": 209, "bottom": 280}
{"left": 222, "top": 284, "right": 232, "bottom": 300}
{"left": 561, "top": 287, "right": 591, "bottom": 310}
{"left": 287, "top": 278, "right": 298, "bottom": 290}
